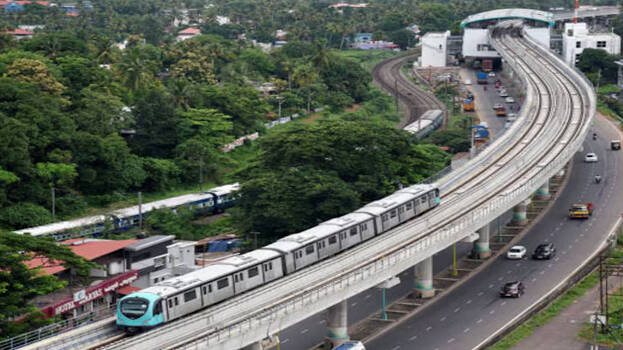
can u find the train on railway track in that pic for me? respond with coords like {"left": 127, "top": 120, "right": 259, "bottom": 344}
{"left": 116, "top": 183, "right": 441, "bottom": 332}
{"left": 13, "top": 183, "right": 240, "bottom": 241}
{"left": 403, "top": 109, "right": 444, "bottom": 138}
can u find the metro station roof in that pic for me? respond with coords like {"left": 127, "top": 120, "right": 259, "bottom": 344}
{"left": 461, "top": 8, "right": 554, "bottom": 28}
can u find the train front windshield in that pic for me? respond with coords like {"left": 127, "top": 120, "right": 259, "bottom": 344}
{"left": 120, "top": 297, "right": 149, "bottom": 319}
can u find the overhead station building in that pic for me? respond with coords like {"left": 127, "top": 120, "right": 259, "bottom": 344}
{"left": 461, "top": 8, "right": 554, "bottom": 63}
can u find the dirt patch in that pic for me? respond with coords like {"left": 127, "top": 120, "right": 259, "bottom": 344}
{"left": 301, "top": 113, "right": 323, "bottom": 124}
{"left": 345, "top": 104, "right": 361, "bottom": 113}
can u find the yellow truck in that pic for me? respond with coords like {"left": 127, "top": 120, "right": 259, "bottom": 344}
{"left": 569, "top": 203, "right": 593, "bottom": 219}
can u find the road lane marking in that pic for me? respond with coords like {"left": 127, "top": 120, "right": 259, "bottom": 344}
{"left": 489, "top": 284, "right": 495, "bottom": 288}
{"left": 448, "top": 338, "right": 455, "bottom": 343}
{"left": 477, "top": 318, "right": 483, "bottom": 323}
{"left": 501, "top": 301, "right": 507, "bottom": 306}
{"left": 464, "top": 328, "right": 471, "bottom": 333}
{"left": 365, "top": 294, "right": 371, "bottom": 299}
{"left": 478, "top": 292, "right": 484, "bottom": 296}
{"left": 318, "top": 320, "right": 326, "bottom": 325}
{"left": 409, "top": 335, "right": 417, "bottom": 341}
{"left": 454, "top": 307, "right": 461, "bottom": 313}
{"left": 532, "top": 278, "right": 537, "bottom": 282}
{"left": 301, "top": 328, "right": 308, "bottom": 334}
{"left": 392, "top": 346, "right": 400, "bottom": 350}
{"left": 440, "top": 316, "right": 446, "bottom": 322}
{"left": 490, "top": 309, "right": 495, "bottom": 314}
{"left": 466, "top": 299, "right": 472, "bottom": 304}
{"left": 426, "top": 326, "right": 432, "bottom": 331}
{"left": 351, "top": 302, "right": 357, "bottom": 307}
{"left": 282, "top": 339, "right": 290, "bottom": 344}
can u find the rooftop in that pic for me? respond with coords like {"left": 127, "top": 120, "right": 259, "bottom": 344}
{"left": 26, "top": 238, "right": 138, "bottom": 275}
{"left": 461, "top": 8, "right": 554, "bottom": 28}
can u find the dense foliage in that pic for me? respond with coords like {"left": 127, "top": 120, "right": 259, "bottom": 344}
{"left": 232, "top": 120, "right": 449, "bottom": 240}
{"left": 0, "top": 25, "right": 371, "bottom": 230}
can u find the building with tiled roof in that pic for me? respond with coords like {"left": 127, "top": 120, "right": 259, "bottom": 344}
{"left": 176, "top": 27, "right": 201, "bottom": 42}
{"left": 4, "top": 28, "right": 34, "bottom": 40}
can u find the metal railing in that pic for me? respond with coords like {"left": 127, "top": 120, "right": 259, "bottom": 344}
{"left": 0, "top": 305, "right": 115, "bottom": 350}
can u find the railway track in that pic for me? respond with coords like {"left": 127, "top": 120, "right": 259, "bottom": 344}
{"left": 36, "top": 24, "right": 593, "bottom": 350}
{"left": 371, "top": 52, "right": 447, "bottom": 127}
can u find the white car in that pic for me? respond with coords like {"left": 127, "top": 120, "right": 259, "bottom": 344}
{"left": 493, "top": 103, "right": 504, "bottom": 110}
{"left": 505, "top": 97, "right": 515, "bottom": 103}
{"left": 507, "top": 246, "right": 527, "bottom": 259}
{"left": 499, "top": 90, "right": 509, "bottom": 97}
{"left": 488, "top": 72, "right": 496, "bottom": 77}
{"left": 584, "top": 153, "right": 598, "bottom": 163}
{"left": 464, "top": 79, "right": 472, "bottom": 85}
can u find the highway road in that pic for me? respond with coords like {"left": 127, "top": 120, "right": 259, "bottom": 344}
{"left": 365, "top": 114, "right": 623, "bottom": 350}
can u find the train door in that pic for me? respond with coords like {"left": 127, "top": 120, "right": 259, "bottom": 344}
{"left": 166, "top": 295, "right": 180, "bottom": 320}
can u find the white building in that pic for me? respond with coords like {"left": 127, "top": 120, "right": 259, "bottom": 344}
{"left": 421, "top": 31, "right": 450, "bottom": 67}
{"left": 562, "top": 22, "right": 621, "bottom": 67}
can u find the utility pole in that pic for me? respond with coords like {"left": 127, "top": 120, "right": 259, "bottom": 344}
{"left": 138, "top": 191, "right": 143, "bottom": 230}
{"left": 251, "top": 231, "right": 259, "bottom": 249}
{"left": 199, "top": 156, "right": 204, "bottom": 192}
{"left": 394, "top": 79, "right": 398, "bottom": 112}
{"left": 51, "top": 187, "right": 55, "bottom": 222}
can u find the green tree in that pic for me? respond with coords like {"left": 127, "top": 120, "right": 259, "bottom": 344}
{"left": 0, "top": 230, "right": 96, "bottom": 339}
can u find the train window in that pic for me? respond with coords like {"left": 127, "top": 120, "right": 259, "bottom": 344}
{"left": 234, "top": 274, "right": 238, "bottom": 283}
{"left": 406, "top": 202, "right": 413, "bottom": 210}
{"left": 168, "top": 299, "right": 173, "bottom": 308}
{"left": 420, "top": 197, "right": 427, "bottom": 204}
{"left": 305, "top": 245, "right": 315, "bottom": 255}
{"left": 263, "top": 264, "right": 268, "bottom": 272}
{"left": 269, "top": 262, "right": 273, "bottom": 270}
{"left": 217, "top": 278, "right": 229, "bottom": 289}
{"left": 174, "top": 297, "right": 179, "bottom": 306}
{"left": 184, "top": 290, "right": 197, "bottom": 302}
{"left": 248, "top": 267, "right": 259, "bottom": 278}
{"left": 382, "top": 214, "right": 388, "bottom": 222}
{"left": 350, "top": 228, "right": 357, "bottom": 236}
{"left": 390, "top": 210, "right": 397, "bottom": 218}
{"left": 360, "top": 223, "right": 368, "bottom": 231}
{"left": 202, "top": 284, "right": 212, "bottom": 294}
{"left": 398, "top": 206, "right": 404, "bottom": 214}
{"left": 239, "top": 273, "right": 244, "bottom": 281}
{"left": 329, "top": 236, "right": 337, "bottom": 244}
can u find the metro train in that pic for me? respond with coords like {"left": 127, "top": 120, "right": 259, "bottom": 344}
{"left": 13, "top": 183, "right": 240, "bottom": 241}
{"left": 116, "top": 183, "right": 440, "bottom": 331}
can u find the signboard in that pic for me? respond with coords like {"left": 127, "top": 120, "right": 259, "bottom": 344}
{"left": 42, "top": 270, "right": 139, "bottom": 317}
{"left": 471, "top": 125, "right": 489, "bottom": 141}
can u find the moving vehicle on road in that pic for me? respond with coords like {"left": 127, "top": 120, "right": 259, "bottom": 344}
{"left": 612, "top": 140, "right": 621, "bottom": 150}
{"left": 496, "top": 107, "right": 507, "bottom": 117}
{"left": 117, "top": 183, "right": 442, "bottom": 332}
{"left": 463, "top": 98, "right": 475, "bottom": 112}
{"left": 505, "top": 97, "right": 515, "bottom": 103}
{"left": 493, "top": 103, "right": 504, "bottom": 110}
{"left": 506, "top": 245, "right": 527, "bottom": 259}
{"left": 499, "top": 90, "right": 508, "bottom": 97}
{"left": 464, "top": 79, "right": 472, "bottom": 85}
{"left": 488, "top": 72, "right": 496, "bottom": 78}
{"left": 569, "top": 203, "right": 593, "bottom": 219}
{"left": 584, "top": 152, "right": 598, "bottom": 163}
{"left": 333, "top": 341, "right": 366, "bottom": 350}
{"left": 532, "top": 243, "right": 556, "bottom": 260}
{"left": 500, "top": 281, "right": 525, "bottom": 298}
{"left": 477, "top": 72, "right": 488, "bottom": 84}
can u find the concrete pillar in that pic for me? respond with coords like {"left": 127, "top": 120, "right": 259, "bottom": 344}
{"left": 474, "top": 224, "right": 491, "bottom": 259}
{"left": 414, "top": 257, "right": 435, "bottom": 298}
{"left": 512, "top": 198, "right": 531, "bottom": 226}
{"left": 535, "top": 179, "right": 551, "bottom": 200}
{"left": 325, "top": 300, "right": 349, "bottom": 348}
{"left": 242, "top": 342, "right": 262, "bottom": 350}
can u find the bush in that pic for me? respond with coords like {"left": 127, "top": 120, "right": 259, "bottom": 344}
{"left": 0, "top": 202, "right": 51, "bottom": 229}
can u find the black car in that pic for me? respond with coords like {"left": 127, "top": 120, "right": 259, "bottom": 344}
{"left": 500, "top": 281, "right": 525, "bottom": 298}
{"left": 532, "top": 243, "right": 556, "bottom": 260}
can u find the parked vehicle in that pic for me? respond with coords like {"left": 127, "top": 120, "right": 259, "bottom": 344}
{"left": 463, "top": 98, "right": 475, "bottom": 112}
{"left": 499, "top": 90, "right": 509, "bottom": 97}
{"left": 117, "top": 184, "right": 442, "bottom": 331}
{"left": 532, "top": 243, "right": 556, "bottom": 260}
{"left": 569, "top": 203, "right": 593, "bottom": 219}
{"left": 493, "top": 103, "right": 504, "bottom": 110}
{"left": 477, "top": 72, "right": 488, "bottom": 84}
{"left": 506, "top": 245, "right": 527, "bottom": 259}
{"left": 505, "top": 97, "right": 515, "bottom": 103}
{"left": 496, "top": 107, "right": 507, "bottom": 117}
{"left": 464, "top": 79, "right": 472, "bottom": 85}
{"left": 488, "top": 72, "right": 496, "bottom": 78}
{"left": 500, "top": 281, "right": 525, "bottom": 298}
{"left": 611, "top": 140, "right": 621, "bottom": 150}
{"left": 584, "top": 152, "right": 598, "bottom": 162}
